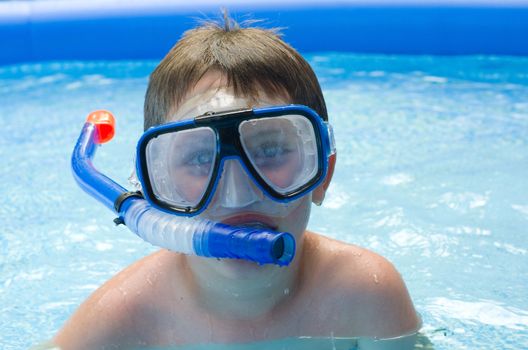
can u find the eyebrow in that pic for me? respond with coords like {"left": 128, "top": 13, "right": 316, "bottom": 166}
{"left": 242, "top": 128, "right": 290, "bottom": 141}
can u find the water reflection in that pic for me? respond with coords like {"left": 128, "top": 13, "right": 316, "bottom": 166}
{"left": 32, "top": 333, "right": 434, "bottom": 350}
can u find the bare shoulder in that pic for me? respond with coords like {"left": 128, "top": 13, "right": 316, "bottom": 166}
{"left": 303, "top": 232, "right": 420, "bottom": 338}
{"left": 54, "top": 250, "right": 185, "bottom": 350}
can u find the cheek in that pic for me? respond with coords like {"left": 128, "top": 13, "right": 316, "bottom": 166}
{"left": 264, "top": 153, "right": 301, "bottom": 189}
{"left": 171, "top": 168, "right": 209, "bottom": 203}
{"left": 278, "top": 194, "right": 312, "bottom": 238}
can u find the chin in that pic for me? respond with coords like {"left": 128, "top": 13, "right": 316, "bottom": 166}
{"left": 213, "top": 257, "right": 278, "bottom": 279}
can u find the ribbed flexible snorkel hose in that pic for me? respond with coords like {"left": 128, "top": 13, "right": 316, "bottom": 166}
{"left": 70, "top": 111, "right": 295, "bottom": 266}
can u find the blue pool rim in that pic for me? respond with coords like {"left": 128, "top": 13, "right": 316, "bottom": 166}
{"left": 1, "top": 0, "right": 528, "bottom": 66}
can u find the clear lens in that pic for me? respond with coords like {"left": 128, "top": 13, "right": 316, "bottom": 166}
{"left": 239, "top": 115, "right": 319, "bottom": 195}
{"left": 145, "top": 127, "right": 216, "bottom": 208}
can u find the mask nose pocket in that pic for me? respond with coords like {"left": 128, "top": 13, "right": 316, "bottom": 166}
{"left": 215, "top": 159, "right": 263, "bottom": 209}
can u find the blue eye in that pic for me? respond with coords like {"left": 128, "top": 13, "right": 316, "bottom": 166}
{"left": 252, "top": 142, "right": 292, "bottom": 168}
{"left": 187, "top": 151, "right": 213, "bottom": 165}
{"left": 183, "top": 150, "right": 214, "bottom": 176}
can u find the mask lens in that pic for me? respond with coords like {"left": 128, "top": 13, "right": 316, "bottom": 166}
{"left": 145, "top": 127, "right": 217, "bottom": 208}
{"left": 239, "top": 115, "right": 319, "bottom": 195}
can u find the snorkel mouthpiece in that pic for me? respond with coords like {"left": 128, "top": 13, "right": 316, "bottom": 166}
{"left": 71, "top": 111, "right": 296, "bottom": 266}
{"left": 194, "top": 224, "right": 295, "bottom": 266}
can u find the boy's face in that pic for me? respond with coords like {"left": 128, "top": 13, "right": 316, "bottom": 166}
{"left": 167, "top": 71, "right": 313, "bottom": 246}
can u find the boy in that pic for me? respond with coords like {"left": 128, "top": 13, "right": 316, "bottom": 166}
{"left": 54, "top": 17, "right": 420, "bottom": 350}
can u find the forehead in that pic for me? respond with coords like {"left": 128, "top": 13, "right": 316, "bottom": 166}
{"left": 191, "top": 70, "right": 226, "bottom": 97}
{"left": 168, "top": 71, "right": 290, "bottom": 122}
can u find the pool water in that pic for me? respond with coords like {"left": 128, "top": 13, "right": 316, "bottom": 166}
{"left": 1, "top": 54, "right": 527, "bottom": 349}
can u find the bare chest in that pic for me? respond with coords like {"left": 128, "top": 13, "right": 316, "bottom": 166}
{"left": 140, "top": 290, "right": 351, "bottom": 347}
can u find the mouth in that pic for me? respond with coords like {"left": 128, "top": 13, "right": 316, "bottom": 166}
{"left": 220, "top": 213, "right": 278, "bottom": 231}
{"left": 239, "top": 222, "right": 275, "bottom": 231}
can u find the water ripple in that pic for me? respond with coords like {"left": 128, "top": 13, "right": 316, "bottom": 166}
{"left": 427, "top": 297, "right": 528, "bottom": 330}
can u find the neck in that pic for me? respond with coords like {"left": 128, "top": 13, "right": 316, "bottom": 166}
{"left": 183, "top": 235, "right": 305, "bottom": 320}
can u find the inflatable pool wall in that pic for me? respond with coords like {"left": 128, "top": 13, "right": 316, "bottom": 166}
{"left": 1, "top": 0, "right": 528, "bottom": 65}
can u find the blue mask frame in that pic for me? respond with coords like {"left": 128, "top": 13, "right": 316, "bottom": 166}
{"left": 136, "top": 104, "right": 334, "bottom": 216}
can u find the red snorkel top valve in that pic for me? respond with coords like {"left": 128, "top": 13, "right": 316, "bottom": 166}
{"left": 87, "top": 110, "right": 115, "bottom": 144}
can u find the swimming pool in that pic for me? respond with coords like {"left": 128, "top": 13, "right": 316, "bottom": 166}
{"left": 1, "top": 53, "right": 527, "bottom": 350}
{"left": 1, "top": 1, "right": 528, "bottom": 350}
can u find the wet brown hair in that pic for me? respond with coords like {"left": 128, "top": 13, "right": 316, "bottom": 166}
{"left": 144, "top": 13, "right": 328, "bottom": 130}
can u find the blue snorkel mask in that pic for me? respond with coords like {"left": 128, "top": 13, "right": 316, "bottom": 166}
{"left": 71, "top": 105, "right": 335, "bottom": 266}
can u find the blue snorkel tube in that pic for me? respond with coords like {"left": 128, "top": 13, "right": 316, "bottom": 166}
{"left": 71, "top": 111, "right": 295, "bottom": 266}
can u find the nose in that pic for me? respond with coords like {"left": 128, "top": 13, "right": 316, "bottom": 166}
{"left": 213, "top": 158, "right": 264, "bottom": 209}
